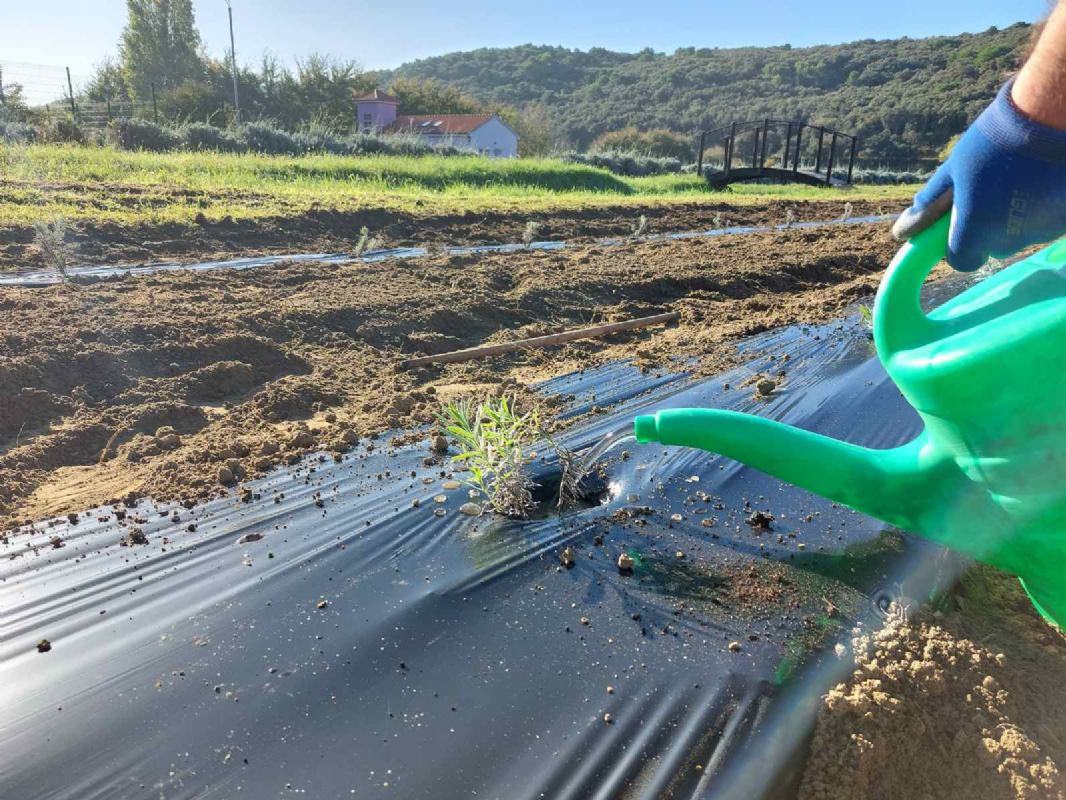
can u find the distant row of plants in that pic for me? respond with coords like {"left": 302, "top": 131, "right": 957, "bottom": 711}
{"left": 1, "top": 116, "right": 932, "bottom": 184}
{"left": 0, "top": 115, "right": 469, "bottom": 158}
{"left": 561, "top": 151, "right": 684, "bottom": 177}
{"left": 848, "top": 167, "right": 934, "bottom": 185}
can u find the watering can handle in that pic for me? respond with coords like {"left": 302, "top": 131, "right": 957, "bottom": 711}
{"left": 873, "top": 214, "right": 951, "bottom": 357}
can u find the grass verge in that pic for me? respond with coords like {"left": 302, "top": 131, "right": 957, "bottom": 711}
{"left": 0, "top": 144, "right": 919, "bottom": 227}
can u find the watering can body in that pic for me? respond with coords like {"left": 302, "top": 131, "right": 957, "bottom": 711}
{"left": 634, "top": 216, "right": 1066, "bottom": 626}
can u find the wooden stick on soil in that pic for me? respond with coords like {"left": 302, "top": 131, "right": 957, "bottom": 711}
{"left": 399, "top": 311, "right": 680, "bottom": 369}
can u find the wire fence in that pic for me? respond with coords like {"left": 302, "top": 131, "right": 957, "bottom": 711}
{"left": 0, "top": 60, "right": 160, "bottom": 130}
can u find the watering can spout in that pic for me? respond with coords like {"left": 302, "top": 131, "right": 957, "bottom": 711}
{"left": 634, "top": 409, "right": 952, "bottom": 530}
{"left": 632, "top": 215, "right": 1066, "bottom": 628}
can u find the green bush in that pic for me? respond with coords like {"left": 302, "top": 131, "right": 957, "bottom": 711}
{"left": 590, "top": 127, "right": 695, "bottom": 161}
{"left": 0, "top": 121, "right": 38, "bottom": 144}
{"left": 563, "top": 150, "right": 682, "bottom": 177}
{"left": 45, "top": 116, "right": 85, "bottom": 144}
{"left": 238, "top": 122, "right": 300, "bottom": 155}
{"left": 180, "top": 122, "right": 245, "bottom": 153}
{"left": 109, "top": 118, "right": 180, "bottom": 151}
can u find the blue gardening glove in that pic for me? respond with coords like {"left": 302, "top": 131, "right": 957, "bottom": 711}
{"left": 893, "top": 80, "right": 1066, "bottom": 271}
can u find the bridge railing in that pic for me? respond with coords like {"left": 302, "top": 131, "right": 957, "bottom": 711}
{"left": 695, "top": 120, "right": 859, "bottom": 186}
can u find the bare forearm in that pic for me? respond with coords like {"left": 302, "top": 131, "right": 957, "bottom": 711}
{"left": 1013, "top": 1, "right": 1066, "bottom": 129}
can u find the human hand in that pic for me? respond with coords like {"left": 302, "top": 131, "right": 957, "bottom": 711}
{"left": 892, "top": 81, "right": 1066, "bottom": 271}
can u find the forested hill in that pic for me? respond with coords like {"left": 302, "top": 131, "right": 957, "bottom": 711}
{"left": 384, "top": 24, "right": 1032, "bottom": 166}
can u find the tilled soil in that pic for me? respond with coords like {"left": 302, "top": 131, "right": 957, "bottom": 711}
{"left": 801, "top": 567, "right": 1066, "bottom": 800}
{"left": 0, "top": 192, "right": 903, "bottom": 272}
{"left": 0, "top": 222, "right": 900, "bottom": 530}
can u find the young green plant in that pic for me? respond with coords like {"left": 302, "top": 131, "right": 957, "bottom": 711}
{"left": 438, "top": 396, "right": 541, "bottom": 517}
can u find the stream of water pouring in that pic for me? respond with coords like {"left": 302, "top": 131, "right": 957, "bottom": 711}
{"left": 578, "top": 428, "right": 637, "bottom": 478}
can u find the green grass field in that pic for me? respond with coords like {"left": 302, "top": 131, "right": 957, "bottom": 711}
{"left": 0, "top": 144, "right": 918, "bottom": 227}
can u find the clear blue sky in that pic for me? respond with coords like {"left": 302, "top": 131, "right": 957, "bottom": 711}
{"left": 1, "top": 0, "right": 1052, "bottom": 103}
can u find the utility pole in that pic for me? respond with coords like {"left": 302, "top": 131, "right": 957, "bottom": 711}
{"left": 226, "top": 0, "right": 241, "bottom": 124}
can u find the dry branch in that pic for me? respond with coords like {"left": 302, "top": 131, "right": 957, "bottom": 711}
{"left": 399, "top": 311, "right": 680, "bottom": 369}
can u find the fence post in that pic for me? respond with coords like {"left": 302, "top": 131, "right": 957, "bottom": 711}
{"left": 696, "top": 131, "right": 706, "bottom": 176}
{"left": 759, "top": 118, "right": 770, "bottom": 170}
{"left": 814, "top": 127, "right": 825, "bottom": 172}
{"left": 825, "top": 131, "right": 838, "bottom": 185}
{"left": 751, "top": 125, "right": 761, "bottom": 169}
{"left": 66, "top": 67, "right": 76, "bottom": 119}
{"left": 793, "top": 124, "right": 803, "bottom": 172}
{"left": 847, "top": 136, "right": 858, "bottom": 184}
{"left": 725, "top": 121, "right": 736, "bottom": 177}
{"left": 783, "top": 122, "right": 793, "bottom": 171}
{"left": 151, "top": 83, "right": 158, "bottom": 123}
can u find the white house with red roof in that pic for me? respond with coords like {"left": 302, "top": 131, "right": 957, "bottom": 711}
{"left": 354, "top": 90, "right": 519, "bottom": 158}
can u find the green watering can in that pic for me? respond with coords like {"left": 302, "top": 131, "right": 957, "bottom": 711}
{"left": 634, "top": 215, "right": 1066, "bottom": 627}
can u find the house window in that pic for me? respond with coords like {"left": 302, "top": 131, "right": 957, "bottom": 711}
{"left": 363, "top": 113, "right": 372, "bottom": 125}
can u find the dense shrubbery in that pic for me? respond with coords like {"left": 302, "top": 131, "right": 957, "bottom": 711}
{"left": 0, "top": 121, "right": 38, "bottom": 144}
{"left": 589, "top": 128, "right": 694, "bottom": 161}
{"left": 91, "top": 118, "right": 469, "bottom": 157}
{"left": 180, "top": 122, "right": 245, "bottom": 153}
{"left": 563, "top": 151, "right": 683, "bottom": 177}
{"left": 109, "top": 118, "right": 180, "bottom": 151}
{"left": 850, "top": 167, "right": 934, "bottom": 185}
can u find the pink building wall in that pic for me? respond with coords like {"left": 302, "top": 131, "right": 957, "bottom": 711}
{"left": 356, "top": 100, "right": 398, "bottom": 131}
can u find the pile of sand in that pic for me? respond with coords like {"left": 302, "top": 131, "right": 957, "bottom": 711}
{"left": 801, "top": 569, "right": 1066, "bottom": 800}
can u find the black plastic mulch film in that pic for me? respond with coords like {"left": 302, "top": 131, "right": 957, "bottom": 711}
{"left": 0, "top": 304, "right": 967, "bottom": 800}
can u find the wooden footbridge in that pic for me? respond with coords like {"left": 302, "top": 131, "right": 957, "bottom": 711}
{"left": 696, "top": 119, "right": 858, "bottom": 188}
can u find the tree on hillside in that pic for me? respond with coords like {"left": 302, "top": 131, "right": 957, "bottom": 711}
{"left": 384, "top": 24, "right": 1032, "bottom": 166}
{"left": 120, "top": 0, "right": 206, "bottom": 102}
{"left": 388, "top": 77, "right": 483, "bottom": 115}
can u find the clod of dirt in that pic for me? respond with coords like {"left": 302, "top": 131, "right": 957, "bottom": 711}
{"left": 431, "top": 435, "right": 449, "bottom": 454}
{"left": 341, "top": 430, "right": 359, "bottom": 445}
{"left": 617, "top": 553, "right": 635, "bottom": 574}
{"left": 119, "top": 528, "right": 149, "bottom": 546}
{"left": 561, "top": 547, "right": 576, "bottom": 568}
{"left": 236, "top": 533, "right": 264, "bottom": 544}
{"left": 747, "top": 510, "right": 775, "bottom": 529}
{"left": 315, "top": 599, "right": 328, "bottom": 610}
{"left": 66, "top": 512, "right": 79, "bottom": 525}
{"left": 756, "top": 378, "right": 777, "bottom": 396}
{"left": 800, "top": 595, "right": 1066, "bottom": 800}
{"left": 217, "top": 465, "right": 236, "bottom": 486}
{"left": 36, "top": 639, "right": 51, "bottom": 653}
{"left": 580, "top": 616, "right": 590, "bottom": 626}
{"left": 49, "top": 535, "right": 64, "bottom": 549}
{"left": 603, "top": 713, "right": 613, "bottom": 725}
{"left": 728, "top": 641, "right": 742, "bottom": 652}
{"left": 156, "top": 433, "right": 181, "bottom": 450}
{"left": 288, "top": 431, "right": 315, "bottom": 450}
